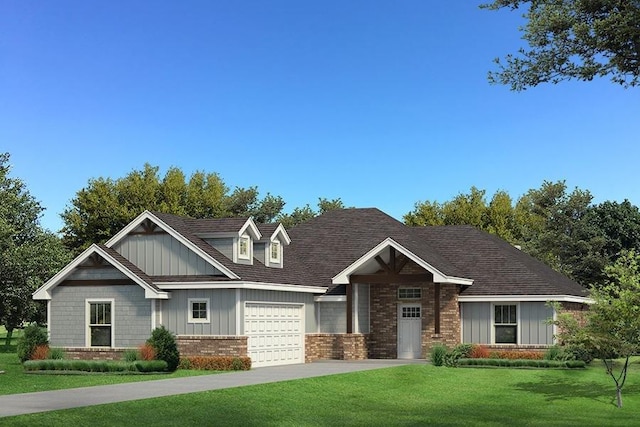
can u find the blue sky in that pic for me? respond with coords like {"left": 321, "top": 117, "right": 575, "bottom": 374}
{"left": 2, "top": 1, "right": 639, "bottom": 232}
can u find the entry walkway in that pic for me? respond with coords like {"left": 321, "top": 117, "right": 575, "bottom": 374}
{"left": 0, "top": 359, "right": 422, "bottom": 418}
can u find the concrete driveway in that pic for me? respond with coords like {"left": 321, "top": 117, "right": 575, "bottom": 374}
{"left": 0, "top": 359, "right": 422, "bottom": 418}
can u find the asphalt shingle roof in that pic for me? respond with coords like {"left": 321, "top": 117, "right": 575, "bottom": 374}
{"left": 144, "top": 208, "right": 587, "bottom": 298}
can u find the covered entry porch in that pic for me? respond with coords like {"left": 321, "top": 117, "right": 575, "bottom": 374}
{"left": 308, "top": 239, "right": 473, "bottom": 361}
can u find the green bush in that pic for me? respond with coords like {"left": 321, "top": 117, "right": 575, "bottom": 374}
{"left": 23, "top": 359, "right": 169, "bottom": 373}
{"left": 430, "top": 345, "right": 448, "bottom": 367}
{"left": 123, "top": 349, "right": 140, "bottom": 362}
{"left": 566, "top": 345, "right": 594, "bottom": 364}
{"left": 456, "top": 358, "right": 585, "bottom": 369}
{"left": 147, "top": 326, "right": 180, "bottom": 372}
{"left": 17, "top": 324, "right": 49, "bottom": 362}
{"left": 444, "top": 344, "right": 474, "bottom": 367}
{"left": 48, "top": 347, "right": 66, "bottom": 360}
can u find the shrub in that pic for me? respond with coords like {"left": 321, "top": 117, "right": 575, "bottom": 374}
{"left": 23, "top": 359, "right": 169, "bottom": 373}
{"left": 493, "top": 350, "right": 543, "bottom": 360}
{"left": 134, "top": 360, "right": 169, "bottom": 372}
{"left": 31, "top": 344, "right": 50, "bottom": 360}
{"left": 444, "top": 344, "right": 474, "bottom": 367}
{"left": 48, "top": 347, "right": 66, "bottom": 360}
{"left": 566, "top": 345, "right": 594, "bottom": 364}
{"left": 139, "top": 343, "right": 156, "bottom": 361}
{"left": 470, "top": 345, "right": 490, "bottom": 359}
{"left": 146, "top": 326, "right": 180, "bottom": 371}
{"left": 17, "top": 324, "right": 49, "bottom": 362}
{"left": 429, "top": 345, "right": 448, "bottom": 367}
{"left": 456, "top": 358, "right": 586, "bottom": 369}
{"left": 123, "top": 349, "right": 139, "bottom": 362}
{"left": 179, "top": 356, "right": 251, "bottom": 371}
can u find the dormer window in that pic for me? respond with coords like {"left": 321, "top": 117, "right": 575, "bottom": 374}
{"left": 238, "top": 236, "right": 250, "bottom": 260}
{"left": 270, "top": 241, "right": 281, "bottom": 263}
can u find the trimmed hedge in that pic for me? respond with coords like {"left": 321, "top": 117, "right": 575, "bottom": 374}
{"left": 457, "top": 358, "right": 586, "bottom": 369}
{"left": 23, "top": 359, "right": 168, "bottom": 373}
{"left": 179, "top": 356, "right": 251, "bottom": 371}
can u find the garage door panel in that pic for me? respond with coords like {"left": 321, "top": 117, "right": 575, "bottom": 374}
{"left": 245, "top": 302, "right": 304, "bottom": 367}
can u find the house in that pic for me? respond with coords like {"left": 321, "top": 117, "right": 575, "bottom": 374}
{"left": 33, "top": 208, "right": 590, "bottom": 367}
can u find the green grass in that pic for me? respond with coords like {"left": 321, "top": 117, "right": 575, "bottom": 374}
{"left": 3, "top": 362, "right": 640, "bottom": 426}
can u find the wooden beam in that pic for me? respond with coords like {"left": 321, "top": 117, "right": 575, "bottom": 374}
{"left": 434, "top": 283, "right": 441, "bottom": 335}
{"left": 374, "top": 256, "right": 391, "bottom": 273}
{"left": 350, "top": 273, "right": 433, "bottom": 284}
{"left": 389, "top": 247, "right": 396, "bottom": 273}
{"left": 395, "top": 255, "right": 409, "bottom": 273}
{"left": 346, "top": 282, "right": 353, "bottom": 334}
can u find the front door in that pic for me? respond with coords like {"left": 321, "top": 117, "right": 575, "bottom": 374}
{"left": 397, "top": 303, "right": 422, "bottom": 359}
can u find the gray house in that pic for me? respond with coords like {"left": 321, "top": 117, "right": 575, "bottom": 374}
{"left": 34, "top": 208, "right": 589, "bottom": 367}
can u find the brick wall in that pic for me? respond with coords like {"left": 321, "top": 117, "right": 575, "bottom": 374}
{"left": 65, "top": 348, "right": 126, "bottom": 361}
{"left": 176, "top": 335, "right": 247, "bottom": 357}
{"left": 367, "top": 260, "right": 462, "bottom": 358}
{"left": 305, "top": 334, "right": 369, "bottom": 362}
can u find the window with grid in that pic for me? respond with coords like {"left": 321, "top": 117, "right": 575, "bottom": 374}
{"left": 402, "top": 306, "right": 421, "bottom": 318}
{"left": 398, "top": 288, "right": 422, "bottom": 299}
{"left": 188, "top": 298, "right": 210, "bottom": 323}
{"left": 494, "top": 304, "right": 517, "bottom": 344}
{"left": 270, "top": 241, "right": 280, "bottom": 262}
{"left": 89, "top": 302, "right": 112, "bottom": 347}
{"left": 238, "top": 236, "right": 250, "bottom": 259}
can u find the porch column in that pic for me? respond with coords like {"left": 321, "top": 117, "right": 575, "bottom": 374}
{"left": 346, "top": 282, "right": 353, "bottom": 333}
{"left": 434, "top": 283, "right": 441, "bottom": 335}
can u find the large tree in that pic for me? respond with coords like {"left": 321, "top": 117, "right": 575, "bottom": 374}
{"left": 483, "top": 0, "right": 640, "bottom": 90}
{"left": 61, "top": 164, "right": 285, "bottom": 253}
{"left": 553, "top": 250, "right": 640, "bottom": 408}
{"left": 0, "top": 153, "right": 71, "bottom": 347}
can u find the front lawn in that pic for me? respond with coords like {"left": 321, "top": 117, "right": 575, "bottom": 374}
{"left": 4, "top": 361, "right": 640, "bottom": 426}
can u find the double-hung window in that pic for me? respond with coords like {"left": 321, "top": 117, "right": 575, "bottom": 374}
{"left": 270, "top": 241, "right": 281, "bottom": 263}
{"left": 494, "top": 304, "right": 517, "bottom": 344}
{"left": 238, "top": 236, "right": 250, "bottom": 260}
{"left": 88, "top": 300, "right": 113, "bottom": 347}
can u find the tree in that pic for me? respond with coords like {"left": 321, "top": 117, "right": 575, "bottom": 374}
{"left": 404, "top": 187, "right": 518, "bottom": 241}
{"left": 553, "top": 250, "right": 640, "bottom": 408}
{"left": 61, "top": 164, "right": 284, "bottom": 253}
{"left": 278, "top": 198, "right": 347, "bottom": 228}
{"left": 0, "top": 153, "right": 71, "bottom": 348}
{"left": 483, "top": 0, "right": 640, "bottom": 90}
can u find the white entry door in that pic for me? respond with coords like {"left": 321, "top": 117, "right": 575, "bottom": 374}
{"left": 244, "top": 302, "right": 304, "bottom": 367}
{"left": 397, "top": 304, "right": 422, "bottom": 359}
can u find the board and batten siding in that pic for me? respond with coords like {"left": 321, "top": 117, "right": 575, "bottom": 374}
{"left": 50, "top": 284, "right": 151, "bottom": 348}
{"left": 205, "top": 238, "right": 233, "bottom": 260}
{"left": 161, "top": 289, "right": 236, "bottom": 335}
{"left": 240, "top": 289, "right": 317, "bottom": 333}
{"left": 461, "top": 301, "right": 554, "bottom": 345}
{"left": 114, "top": 234, "right": 222, "bottom": 276}
{"left": 318, "top": 285, "right": 370, "bottom": 334}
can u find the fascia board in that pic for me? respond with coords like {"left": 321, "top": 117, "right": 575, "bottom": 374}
{"left": 239, "top": 218, "right": 262, "bottom": 240}
{"left": 331, "top": 237, "right": 474, "bottom": 286}
{"left": 270, "top": 224, "right": 292, "bottom": 245}
{"left": 458, "top": 295, "right": 593, "bottom": 304}
{"left": 105, "top": 211, "right": 240, "bottom": 280}
{"left": 155, "top": 281, "right": 327, "bottom": 294}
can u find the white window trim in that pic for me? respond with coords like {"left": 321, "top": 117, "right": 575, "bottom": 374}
{"left": 491, "top": 302, "right": 520, "bottom": 345}
{"left": 238, "top": 235, "right": 251, "bottom": 260}
{"left": 188, "top": 298, "right": 210, "bottom": 324}
{"left": 269, "top": 240, "right": 281, "bottom": 263}
{"left": 85, "top": 298, "right": 115, "bottom": 348}
{"left": 398, "top": 288, "right": 422, "bottom": 300}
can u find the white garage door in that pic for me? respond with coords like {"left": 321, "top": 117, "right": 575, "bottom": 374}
{"left": 244, "top": 302, "right": 305, "bottom": 367}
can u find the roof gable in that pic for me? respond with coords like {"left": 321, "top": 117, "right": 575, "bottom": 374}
{"left": 33, "top": 244, "right": 169, "bottom": 300}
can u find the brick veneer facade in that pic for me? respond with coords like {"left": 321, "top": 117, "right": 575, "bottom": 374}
{"left": 305, "top": 334, "right": 369, "bottom": 362}
{"left": 176, "top": 335, "right": 248, "bottom": 357}
{"left": 65, "top": 348, "right": 126, "bottom": 361}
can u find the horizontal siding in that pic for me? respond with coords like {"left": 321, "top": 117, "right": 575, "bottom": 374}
{"left": 50, "top": 284, "right": 151, "bottom": 348}
{"left": 240, "top": 289, "right": 316, "bottom": 333}
{"left": 114, "top": 234, "right": 221, "bottom": 276}
{"left": 161, "top": 289, "right": 236, "bottom": 335}
{"left": 68, "top": 267, "right": 127, "bottom": 281}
